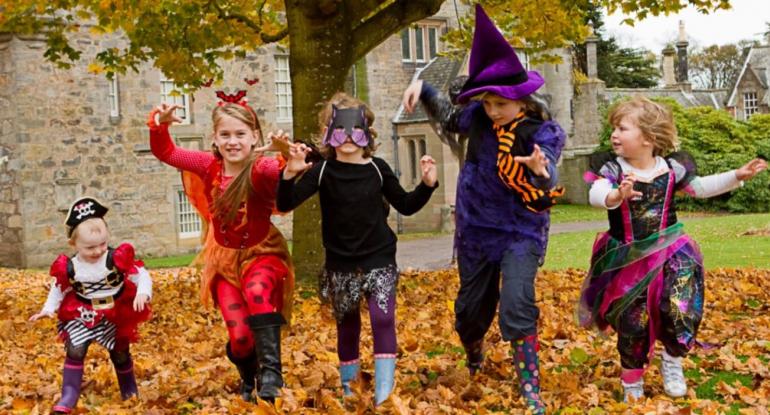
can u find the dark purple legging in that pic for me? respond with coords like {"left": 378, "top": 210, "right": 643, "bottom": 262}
{"left": 337, "top": 293, "right": 397, "bottom": 362}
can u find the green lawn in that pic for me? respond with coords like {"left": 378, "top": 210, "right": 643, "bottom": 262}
{"left": 143, "top": 253, "right": 198, "bottom": 269}
{"left": 143, "top": 211, "right": 770, "bottom": 270}
{"left": 543, "top": 213, "right": 770, "bottom": 270}
{"left": 549, "top": 204, "right": 607, "bottom": 223}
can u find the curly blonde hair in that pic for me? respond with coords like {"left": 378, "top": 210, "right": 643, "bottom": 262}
{"left": 608, "top": 96, "right": 678, "bottom": 156}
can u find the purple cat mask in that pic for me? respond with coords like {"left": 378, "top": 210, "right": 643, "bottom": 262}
{"left": 322, "top": 105, "right": 372, "bottom": 148}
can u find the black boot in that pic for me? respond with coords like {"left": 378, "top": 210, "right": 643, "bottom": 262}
{"left": 226, "top": 342, "right": 259, "bottom": 402}
{"left": 463, "top": 338, "right": 484, "bottom": 375}
{"left": 247, "top": 312, "right": 286, "bottom": 403}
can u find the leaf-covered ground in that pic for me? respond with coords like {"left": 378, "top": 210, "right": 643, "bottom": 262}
{"left": 2, "top": 267, "right": 769, "bottom": 414}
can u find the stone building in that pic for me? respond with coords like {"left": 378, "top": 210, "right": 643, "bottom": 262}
{"left": 725, "top": 34, "right": 770, "bottom": 120}
{"left": 0, "top": 28, "right": 300, "bottom": 267}
{"left": 0, "top": 2, "right": 473, "bottom": 267}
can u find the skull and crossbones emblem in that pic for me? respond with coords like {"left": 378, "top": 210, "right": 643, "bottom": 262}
{"left": 73, "top": 201, "right": 96, "bottom": 220}
{"left": 76, "top": 306, "right": 97, "bottom": 324}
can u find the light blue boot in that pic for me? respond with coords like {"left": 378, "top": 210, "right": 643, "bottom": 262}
{"left": 339, "top": 360, "right": 360, "bottom": 396}
{"left": 374, "top": 356, "right": 396, "bottom": 405}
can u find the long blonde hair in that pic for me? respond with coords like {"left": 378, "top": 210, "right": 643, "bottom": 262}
{"left": 211, "top": 103, "right": 264, "bottom": 223}
{"left": 609, "top": 96, "right": 678, "bottom": 156}
{"left": 317, "top": 92, "right": 378, "bottom": 159}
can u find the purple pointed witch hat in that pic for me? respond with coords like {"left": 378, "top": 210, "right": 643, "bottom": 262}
{"left": 456, "top": 4, "right": 544, "bottom": 104}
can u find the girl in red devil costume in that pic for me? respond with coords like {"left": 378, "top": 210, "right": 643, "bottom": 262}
{"left": 147, "top": 92, "right": 293, "bottom": 404}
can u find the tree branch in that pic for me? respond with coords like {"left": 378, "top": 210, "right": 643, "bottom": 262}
{"left": 346, "top": 0, "right": 391, "bottom": 26}
{"left": 261, "top": 27, "right": 289, "bottom": 43}
{"left": 211, "top": 1, "right": 288, "bottom": 44}
{"left": 351, "top": 0, "right": 443, "bottom": 61}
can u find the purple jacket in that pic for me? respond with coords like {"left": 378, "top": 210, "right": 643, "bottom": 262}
{"left": 420, "top": 84, "right": 566, "bottom": 266}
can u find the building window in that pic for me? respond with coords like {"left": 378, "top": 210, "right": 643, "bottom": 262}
{"left": 744, "top": 92, "right": 758, "bottom": 119}
{"left": 408, "top": 140, "right": 417, "bottom": 181}
{"left": 160, "top": 75, "right": 191, "bottom": 124}
{"left": 428, "top": 27, "right": 438, "bottom": 59}
{"left": 274, "top": 55, "right": 293, "bottom": 122}
{"left": 414, "top": 26, "right": 425, "bottom": 62}
{"left": 401, "top": 21, "right": 444, "bottom": 63}
{"left": 108, "top": 76, "right": 120, "bottom": 118}
{"left": 401, "top": 29, "right": 411, "bottom": 61}
{"left": 406, "top": 137, "right": 427, "bottom": 182}
{"left": 176, "top": 190, "right": 201, "bottom": 238}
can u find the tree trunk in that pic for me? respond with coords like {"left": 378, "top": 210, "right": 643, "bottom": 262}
{"left": 285, "top": 2, "right": 354, "bottom": 280}
{"left": 285, "top": 0, "right": 444, "bottom": 281}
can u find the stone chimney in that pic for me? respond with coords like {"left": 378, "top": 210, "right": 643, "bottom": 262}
{"left": 662, "top": 45, "right": 677, "bottom": 88}
{"left": 585, "top": 24, "right": 599, "bottom": 79}
{"left": 675, "top": 20, "right": 690, "bottom": 87}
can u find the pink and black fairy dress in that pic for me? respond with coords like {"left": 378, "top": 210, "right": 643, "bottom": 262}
{"left": 578, "top": 151, "right": 729, "bottom": 376}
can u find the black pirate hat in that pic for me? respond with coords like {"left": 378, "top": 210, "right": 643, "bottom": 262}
{"left": 65, "top": 197, "right": 109, "bottom": 237}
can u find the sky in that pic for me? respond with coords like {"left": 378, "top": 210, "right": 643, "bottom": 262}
{"left": 603, "top": 0, "right": 770, "bottom": 52}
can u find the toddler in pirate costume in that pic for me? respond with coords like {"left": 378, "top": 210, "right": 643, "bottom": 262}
{"left": 402, "top": 5, "right": 566, "bottom": 413}
{"left": 30, "top": 197, "right": 152, "bottom": 414}
{"left": 277, "top": 92, "right": 438, "bottom": 405}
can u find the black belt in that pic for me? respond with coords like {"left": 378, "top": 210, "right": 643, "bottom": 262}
{"left": 75, "top": 284, "right": 125, "bottom": 311}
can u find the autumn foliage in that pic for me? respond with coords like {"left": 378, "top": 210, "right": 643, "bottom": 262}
{"left": 2, "top": 266, "right": 769, "bottom": 414}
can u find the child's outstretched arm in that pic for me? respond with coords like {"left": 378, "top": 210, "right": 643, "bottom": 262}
{"left": 148, "top": 104, "right": 214, "bottom": 176}
{"left": 378, "top": 157, "right": 438, "bottom": 216}
{"left": 402, "top": 80, "right": 467, "bottom": 136}
{"left": 683, "top": 158, "right": 767, "bottom": 198}
{"left": 276, "top": 143, "right": 322, "bottom": 212}
{"left": 129, "top": 266, "right": 153, "bottom": 312}
{"left": 29, "top": 278, "right": 63, "bottom": 321}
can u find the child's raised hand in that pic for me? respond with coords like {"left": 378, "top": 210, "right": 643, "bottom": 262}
{"left": 618, "top": 175, "right": 643, "bottom": 200}
{"left": 420, "top": 155, "right": 438, "bottom": 187}
{"left": 514, "top": 144, "right": 550, "bottom": 179}
{"left": 283, "top": 142, "right": 313, "bottom": 180}
{"left": 258, "top": 130, "right": 292, "bottom": 158}
{"left": 402, "top": 80, "right": 424, "bottom": 114}
{"left": 29, "top": 311, "right": 54, "bottom": 322}
{"left": 133, "top": 294, "right": 149, "bottom": 312}
{"left": 605, "top": 174, "right": 643, "bottom": 207}
{"left": 157, "top": 103, "right": 183, "bottom": 125}
{"left": 735, "top": 158, "right": 768, "bottom": 181}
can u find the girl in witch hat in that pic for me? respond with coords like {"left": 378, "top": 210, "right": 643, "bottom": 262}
{"left": 147, "top": 92, "right": 293, "bottom": 404}
{"left": 402, "top": 4, "right": 566, "bottom": 413}
{"left": 29, "top": 197, "right": 152, "bottom": 414}
{"left": 277, "top": 92, "right": 438, "bottom": 405}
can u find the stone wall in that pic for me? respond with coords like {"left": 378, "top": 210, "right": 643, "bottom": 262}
{"left": 534, "top": 48, "right": 574, "bottom": 135}
{"left": 559, "top": 78, "right": 607, "bottom": 204}
{"left": 6, "top": 28, "right": 293, "bottom": 267}
{"left": 0, "top": 35, "right": 24, "bottom": 267}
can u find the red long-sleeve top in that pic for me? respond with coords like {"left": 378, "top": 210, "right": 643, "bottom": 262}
{"left": 149, "top": 123, "right": 281, "bottom": 249}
